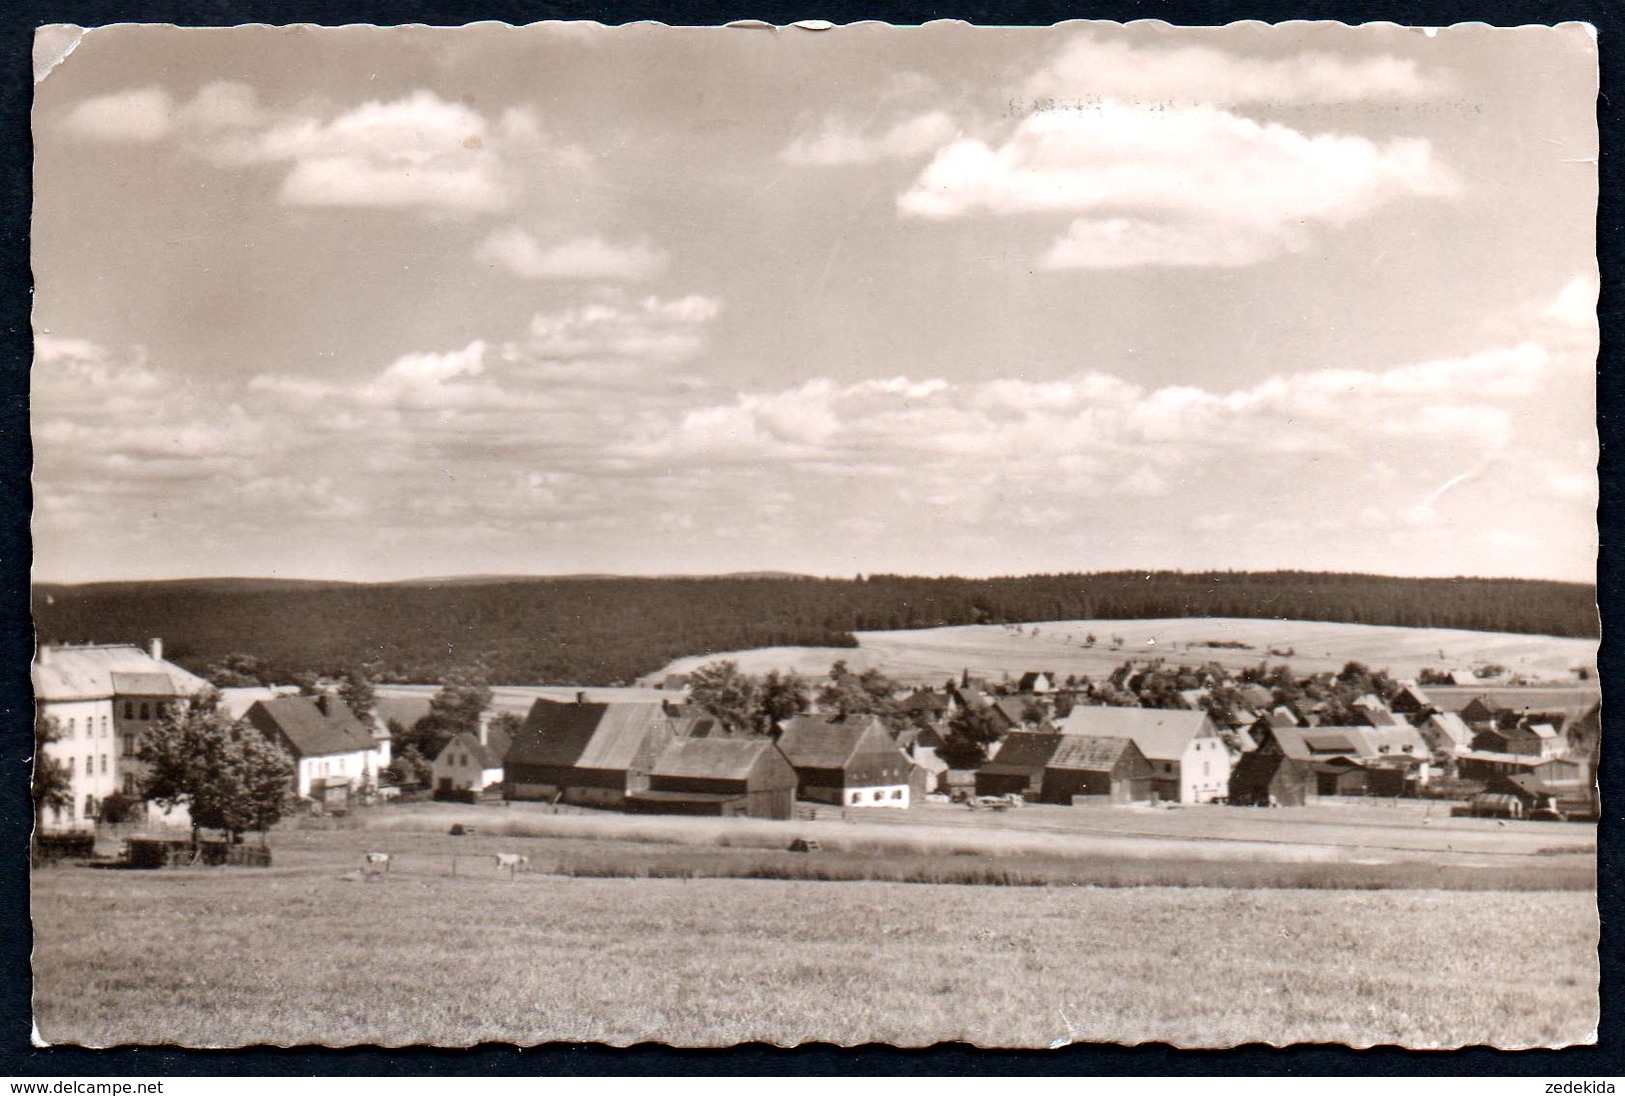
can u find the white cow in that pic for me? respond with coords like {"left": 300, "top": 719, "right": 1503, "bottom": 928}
{"left": 494, "top": 852, "right": 529, "bottom": 876}
{"left": 363, "top": 852, "right": 391, "bottom": 874}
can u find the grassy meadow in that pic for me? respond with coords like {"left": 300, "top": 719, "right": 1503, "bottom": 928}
{"left": 33, "top": 867, "right": 1596, "bottom": 1049}
{"left": 32, "top": 800, "right": 1598, "bottom": 1048}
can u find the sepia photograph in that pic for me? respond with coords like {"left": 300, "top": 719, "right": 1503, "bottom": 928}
{"left": 27, "top": 20, "right": 1600, "bottom": 1050}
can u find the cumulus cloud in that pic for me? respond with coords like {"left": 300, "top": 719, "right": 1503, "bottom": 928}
{"left": 61, "top": 86, "right": 174, "bottom": 142}
{"left": 781, "top": 111, "right": 957, "bottom": 166}
{"left": 59, "top": 83, "right": 583, "bottom": 216}
{"left": 475, "top": 227, "right": 668, "bottom": 281}
{"left": 899, "top": 104, "right": 1454, "bottom": 268}
{"left": 1023, "top": 33, "right": 1445, "bottom": 107}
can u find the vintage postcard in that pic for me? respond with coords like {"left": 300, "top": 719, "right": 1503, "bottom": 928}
{"left": 29, "top": 21, "right": 1599, "bottom": 1049}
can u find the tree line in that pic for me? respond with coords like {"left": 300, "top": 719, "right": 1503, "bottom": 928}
{"left": 32, "top": 570, "right": 1597, "bottom": 687}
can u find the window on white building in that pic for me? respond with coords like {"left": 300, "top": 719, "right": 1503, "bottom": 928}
{"left": 68, "top": 757, "right": 75, "bottom": 776}
{"left": 83, "top": 794, "right": 96, "bottom": 819}
{"left": 100, "top": 755, "right": 107, "bottom": 774}
{"left": 67, "top": 718, "right": 76, "bottom": 738}
{"left": 123, "top": 701, "right": 133, "bottom": 719}
{"left": 139, "top": 703, "right": 150, "bottom": 721}
{"left": 101, "top": 716, "right": 109, "bottom": 736}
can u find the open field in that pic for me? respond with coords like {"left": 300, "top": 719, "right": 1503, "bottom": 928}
{"left": 645, "top": 617, "right": 1599, "bottom": 687}
{"left": 33, "top": 863, "right": 1597, "bottom": 1048}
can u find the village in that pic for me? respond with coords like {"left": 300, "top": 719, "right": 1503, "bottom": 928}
{"left": 30, "top": 628, "right": 1602, "bottom": 861}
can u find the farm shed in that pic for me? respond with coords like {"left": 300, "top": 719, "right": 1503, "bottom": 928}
{"left": 1058, "top": 707, "right": 1229, "bottom": 803}
{"left": 1227, "top": 749, "right": 1311, "bottom": 807}
{"left": 1312, "top": 756, "right": 1368, "bottom": 797}
{"left": 504, "top": 699, "right": 678, "bottom": 807}
{"left": 777, "top": 713, "right": 915, "bottom": 807}
{"left": 624, "top": 737, "right": 797, "bottom": 820}
{"left": 1484, "top": 772, "right": 1561, "bottom": 815}
{"left": 975, "top": 732, "right": 1057, "bottom": 798}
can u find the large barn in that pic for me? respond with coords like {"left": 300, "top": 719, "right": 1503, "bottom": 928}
{"left": 623, "top": 737, "right": 798, "bottom": 819}
{"left": 776, "top": 713, "right": 914, "bottom": 807}
{"left": 504, "top": 699, "right": 678, "bottom": 807}
{"left": 976, "top": 732, "right": 1153, "bottom": 804}
{"left": 1057, "top": 707, "right": 1229, "bottom": 803}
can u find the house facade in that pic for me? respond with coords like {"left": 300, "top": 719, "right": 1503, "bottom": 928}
{"left": 776, "top": 713, "right": 915, "bottom": 807}
{"left": 431, "top": 730, "right": 506, "bottom": 795}
{"left": 32, "top": 639, "right": 208, "bottom": 829}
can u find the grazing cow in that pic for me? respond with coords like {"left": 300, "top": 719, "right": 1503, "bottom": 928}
{"left": 364, "top": 852, "right": 391, "bottom": 874}
{"left": 494, "top": 852, "right": 529, "bottom": 876}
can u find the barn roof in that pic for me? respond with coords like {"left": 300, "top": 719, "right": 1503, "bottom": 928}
{"left": 1058, "top": 707, "right": 1217, "bottom": 761}
{"left": 244, "top": 696, "right": 375, "bottom": 759}
{"left": 651, "top": 736, "right": 778, "bottom": 781}
{"left": 977, "top": 732, "right": 1058, "bottom": 776}
{"left": 33, "top": 644, "right": 206, "bottom": 702}
{"left": 373, "top": 695, "right": 433, "bottom": 732}
{"left": 1047, "top": 734, "right": 1135, "bottom": 772}
{"left": 778, "top": 713, "right": 894, "bottom": 770}
{"left": 509, "top": 700, "right": 668, "bottom": 772}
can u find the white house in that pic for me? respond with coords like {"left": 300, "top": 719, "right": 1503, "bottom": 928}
{"left": 32, "top": 639, "right": 207, "bottom": 830}
{"left": 243, "top": 694, "right": 384, "bottom": 807}
{"left": 1058, "top": 707, "right": 1231, "bottom": 803}
{"left": 430, "top": 727, "right": 509, "bottom": 795}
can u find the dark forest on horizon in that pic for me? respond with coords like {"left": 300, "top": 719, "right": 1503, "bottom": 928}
{"left": 31, "top": 570, "right": 1598, "bottom": 687}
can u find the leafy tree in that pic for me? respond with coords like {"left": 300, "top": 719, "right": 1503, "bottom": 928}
{"left": 204, "top": 653, "right": 272, "bottom": 688}
{"left": 757, "top": 670, "right": 809, "bottom": 733}
{"left": 138, "top": 690, "right": 295, "bottom": 844}
{"left": 939, "top": 707, "right": 1005, "bottom": 769}
{"left": 386, "top": 744, "right": 432, "bottom": 788}
{"left": 688, "top": 660, "right": 764, "bottom": 736}
{"left": 487, "top": 709, "right": 524, "bottom": 741}
{"left": 31, "top": 711, "right": 72, "bottom": 830}
{"left": 337, "top": 665, "right": 378, "bottom": 726}
{"left": 407, "top": 664, "right": 494, "bottom": 758}
{"left": 818, "top": 661, "right": 905, "bottom": 726}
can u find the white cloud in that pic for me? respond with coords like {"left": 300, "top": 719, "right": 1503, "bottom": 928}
{"left": 62, "top": 84, "right": 583, "bottom": 217}
{"left": 899, "top": 104, "right": 1455, "bottom": 268}
{"left": 781, "top": 111, "right": 957, "bottom": 166}
{"left": 1023, "top": 33, "right": 1445, "bottom": 107}
{"left": 475, "top": 227, "right": 668, "bottom": 281}
{"left": 1544, "top": 274, "right": 1599, "bottom": 330}
{"left": 61, "top": 87, "right": 173, "bottom": 142}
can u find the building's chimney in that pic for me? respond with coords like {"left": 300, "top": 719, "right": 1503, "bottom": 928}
{"left": 315, "top": 693, "right": 331, "bottom": 716}
{"left": 148, "top": 637, "right": 163, "bottom": 662}
{"left": 477, "top": 712, "right": 490, "bottom": 747}
{"left": 576, "top": 691, "right": 587, "bottom": 706}
{"left": 36, "top": 643, "right": 49, "bottom": 665}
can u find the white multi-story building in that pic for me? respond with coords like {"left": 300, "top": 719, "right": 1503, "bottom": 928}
{"left": 32, "top": 639, "right": 207, "bottom": 829}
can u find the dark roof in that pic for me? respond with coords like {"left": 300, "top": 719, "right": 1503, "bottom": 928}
{"left": 899, "top": 689, "right": 949, "bottom": 713}
{"left": 1047, "top": 734, "right": 1135, "bottom": 772}
{"left": 108, "top": 671, "right": 180, "bottom": 696}
{"left": 651, "top": 737, "right": 778, "bottom": 781}
{"left": 509, "top": 700, "right": 668, "bottom": 771}
{"left": 778, "top": 714, "right": 894, "bottom": 770}
{"left": 980, "top": 732, "right": 1059, "bottom": 776}
{"left": 244, "top": 696, "right": 375, "bottom": 758}
{"left": 373, "top": 695, "right": 432, "bottom": 730}
{"left": 1017, "top": 672, "right": 1054, "bottom": 690}
{"left": 990, "top": 697, "right": 1042, "bottom": 725}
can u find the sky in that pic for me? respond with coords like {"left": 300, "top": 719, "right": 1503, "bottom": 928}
{"left": 29, "top": 22, "right": 1599, "bottom": 584}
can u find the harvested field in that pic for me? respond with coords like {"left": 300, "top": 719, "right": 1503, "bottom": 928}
{"left": 646, "top": 616, "right": 1598, "bottom": 687}
{"left": 32, "top": 867, "right": 1597, "bottom": 1048}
